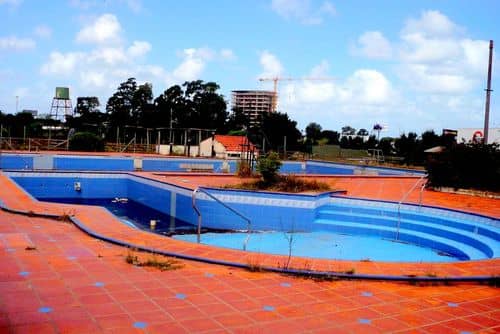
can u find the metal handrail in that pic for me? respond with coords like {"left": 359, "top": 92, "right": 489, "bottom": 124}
{"left": 192, "top": 187, "right": 252, "bottom": 250}
{"left": 396, "top": 173, "right": 427, "bottom": 240}
{"left": 120, "top": 136, "right": 136, "bottom": 153}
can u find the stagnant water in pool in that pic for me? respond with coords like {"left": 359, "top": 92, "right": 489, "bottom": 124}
{"left": 41, "top": 198, "right": 458, "bottom": 262}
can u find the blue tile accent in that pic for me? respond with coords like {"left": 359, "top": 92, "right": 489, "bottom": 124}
{"left": 175, "top": 293, "right": 186, "bottom": 300}
{"left": 94, "top": 282, "right": 105, "bottom": 287}
{"left": 204, "top": 273, "right": 214, "bottom": 278}
{"left": 263, "top": 305, "right": 275, "bottom": 311}
{"left": 447, "top": 302, "right": 458, "bottom": 307}
{"left": 280, "top": 282, "right": 292, "bottom": 287}
{"left": 361, "top": 291, "right": 373, "bottom": 297}
{"left": 460, "top": 332, "right": 472, "bottom": 334}
{"left": 19, "top": 271, "right": 29, "bottom": 277}
{"left": 133, "top": 321, "right": 147, "bottom": 329}
{"left": 67, "top": 256, "right": 77, "bottom": 261}
{"left": 358, "top": 318, "right": 371, "bottom": 324}
{"left": 38, "top": 307, "right": 52, "bottom": 313}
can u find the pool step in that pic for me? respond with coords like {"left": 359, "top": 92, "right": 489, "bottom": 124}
{"left": 317, "top": 205, "right": 500, "bottom": 240}
{"left": 313, "top": 219, "right": 488, "bottom": 260}
{"left": 315, "top": 210, "right": 499, "bottom": 258}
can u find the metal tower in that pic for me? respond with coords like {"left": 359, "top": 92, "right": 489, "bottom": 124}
{"left": 49, "top": 87, "right": 73, "bottom": 121}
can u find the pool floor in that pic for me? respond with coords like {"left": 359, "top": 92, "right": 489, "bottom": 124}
{"left": 173, "top": 231, "right": 459, "bottom": 262}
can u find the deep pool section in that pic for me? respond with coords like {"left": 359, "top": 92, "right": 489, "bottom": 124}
{"left": 41, "top": 198, "right": 196, "bottom": 234}
{"left": 6, "top": 171, "right": 499, "bottom": 262}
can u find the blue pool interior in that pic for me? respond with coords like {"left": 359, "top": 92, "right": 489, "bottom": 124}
{"left": 0, "top": 153, "right": 424, "bottom": 176}
{"left": 7, "top": 171, "right": 499, "bottom": 263}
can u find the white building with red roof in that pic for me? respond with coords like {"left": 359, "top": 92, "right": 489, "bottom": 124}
{"left": 199, "top": 135, "right": 258, "bottom": 159}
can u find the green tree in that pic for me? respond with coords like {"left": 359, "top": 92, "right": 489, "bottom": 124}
{"left": 341, "top": 125, "right": 356, "bottom": 135}
{"left": 357, "top": 128, "right": 369, "bottom": 136}
{"left": 106, "top": 78, "right": 138, "bottom": 127}
{"left": 261, "top": 112, "right": 302, "bottom": 151}
{"left": 75, "top": 97, "right": 100, "bottom": 115}
{"left": 132, "top": 82, "right": 153, "bottom": 125}
{"left": 321, "top": 130, "right": 340, "bottom": 145}
{"left": 395, "top": 132, "right": 419, "bottom": 165}
{"left": 305, "top": 122, "right": 322, "bottom": 143}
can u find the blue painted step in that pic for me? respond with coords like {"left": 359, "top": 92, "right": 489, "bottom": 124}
{"left": 315, "top": 209, "right": 498, "bottom": 258}
{"left": 313, "top": 219, "right": 488, "bottom": 260}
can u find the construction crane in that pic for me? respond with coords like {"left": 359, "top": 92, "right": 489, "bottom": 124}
{"left": 258, "top": 76, "right": 336, "bottom": 112}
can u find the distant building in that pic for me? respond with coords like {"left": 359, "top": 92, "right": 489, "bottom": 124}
{"left": 21, "top": 109, "right": 38, "bottom": 117}
{"left": 231, "top": 90, "right": 275, "bottom": 126}
{"left": 199, "top": 135, "right": 257, "bottom": 159}
{"left": 456, "top": 128, "right": 500, "bottom": 144}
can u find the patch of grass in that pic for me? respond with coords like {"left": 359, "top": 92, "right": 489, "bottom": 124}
{"left": 344, "top": 268, "right": 356, "bottom": 275}
{"left": 246, "top": 257, "right": 265, "bottom": 272}
{"left": 125, "top": 250, "right": 183, "bottom": 271}
{"left": 59, "top": 209, "right": 75, "bottom": 223}
{"left": 227, "top": 174, "right": 331, "bottom": 193}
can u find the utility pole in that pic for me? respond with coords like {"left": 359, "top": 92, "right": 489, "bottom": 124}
{"left": 483, "top": 40, "right": 494, "bottom": 144}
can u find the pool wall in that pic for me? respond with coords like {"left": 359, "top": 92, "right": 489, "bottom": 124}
{"left": 0, "top": 153, "right": 423, "bottom": 176}
{"left": 7, "top": 171, "right": 331, "bottom": 232}
{"left": 6, "top": 171, "right": 498, "bottom": 260}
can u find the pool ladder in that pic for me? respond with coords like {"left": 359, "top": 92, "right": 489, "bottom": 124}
{"left": 192, "top": 187, "right": 252, "bottom": 250}
{"left": 396, "top": 174, "right": 428, "bottom": 240}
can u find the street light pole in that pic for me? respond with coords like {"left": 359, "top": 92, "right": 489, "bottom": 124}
{"left": 483, "top": 40, "right": 494, "bottom": 144}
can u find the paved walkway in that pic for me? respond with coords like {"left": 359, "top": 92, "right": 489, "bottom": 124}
{"left": 0, "top": 169, "right": 499, "bottom": 333}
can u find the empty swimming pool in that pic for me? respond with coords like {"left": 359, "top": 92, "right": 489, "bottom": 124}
{"left": 7, "top": 171, "right": 499, "bottom": 263}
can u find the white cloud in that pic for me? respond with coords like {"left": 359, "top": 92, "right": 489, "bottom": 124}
{"left": 127, "top": 41, "right": 152, "bottom": 58}
{"left": 172, "top": 48, "right": 208, "bottom": 81}
{"left": 0, "top": 36, "right": 36, "bottom": 51}
{"left": 69, "top": 0, "right": 98, "bottom": 10}
{"left": 89, "top": 47, "right": 128, "bottom": 65}
{"left": 76, "top": 14, "right": 122, "bottom": 45}
{"left": 271, "top": 0, "right": 336, "bottom": 25}
{"left": 395, "top": 10, "right": 492, "bottom": 95}
{"left": 259, "top": 50, "right": 283, "bottom": 78}
{"left": 33, "top": 25, "right": 52, "bottom": 39}
{"left": 70, "top": 0, "right": 143, "bottom": 12}
{"left": 402, "top": 10, "right": 463, "bottom": 38}
{"left": 346, "top": 69, "right": 394, "bottom": 104}
{"left": 309, "top": 59, "right": 330, "bottom": 77}
{"left": 220, "top": 48, "right": 236, "bottom": 61}
{"left": 354, "top": 31, "right": 392, "bottom": 59}
{"left": 0, "top": 0, "right": 22, "bottom": 6}
{"left": 40, "top": 51, "right": 85, "bottom": 75}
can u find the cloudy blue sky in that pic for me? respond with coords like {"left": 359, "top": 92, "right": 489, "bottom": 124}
{"left": 0, "top": 0, "right": 499, "bottom": 136}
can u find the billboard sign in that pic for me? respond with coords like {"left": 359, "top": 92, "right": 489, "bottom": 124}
{"left": 457, "top": 128, "right": 500, "bottom": 144}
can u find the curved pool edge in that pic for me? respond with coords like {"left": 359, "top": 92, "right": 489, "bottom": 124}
{"left": 0, "top": 191, "right": 498, "bottom": 283}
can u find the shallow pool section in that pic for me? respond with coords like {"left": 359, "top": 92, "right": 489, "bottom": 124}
{"left": 174, "top": 231, "right": 459, "bottom": 262}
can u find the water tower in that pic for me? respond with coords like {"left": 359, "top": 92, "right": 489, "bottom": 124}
{"left": 49, "top": 87, "right": 73, "bottom": 121}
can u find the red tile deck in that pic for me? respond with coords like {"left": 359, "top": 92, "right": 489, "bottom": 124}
{"left": 0, "top": 163, "right": 499, "bottom": 333}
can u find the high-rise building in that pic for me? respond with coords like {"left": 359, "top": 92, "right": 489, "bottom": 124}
{"left": 231, "top": 90, "right": 275, "bottom": 126}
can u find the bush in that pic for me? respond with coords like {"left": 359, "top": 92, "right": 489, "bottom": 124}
{"left": 256, "top": 152, "right": 282, "bottom": 184}
{"left": 69, "top": 132, "right": 104, "bottom": 152}
{"left": 426, "top": 143, "right": 500, "bottom": 191}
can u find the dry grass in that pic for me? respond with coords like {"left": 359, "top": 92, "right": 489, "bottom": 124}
{"left": 226, "top": 174, "right": 331, "bottom": 193}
